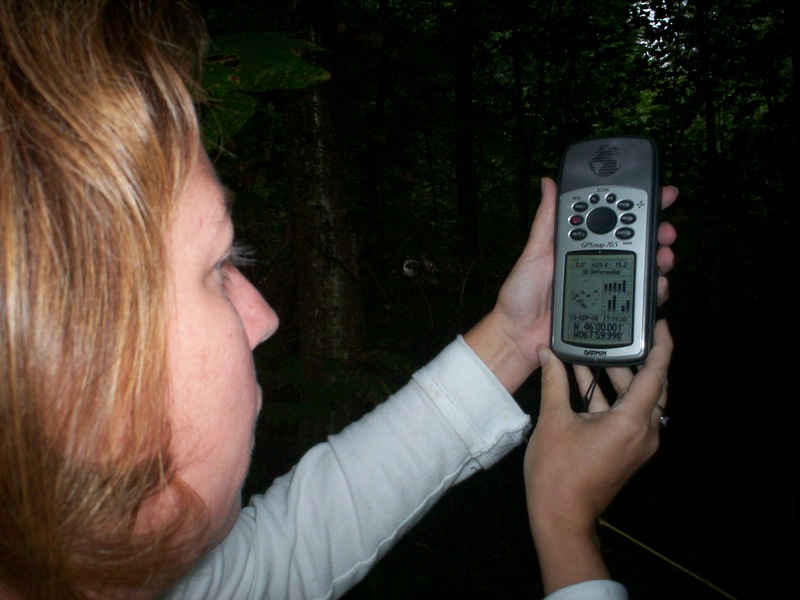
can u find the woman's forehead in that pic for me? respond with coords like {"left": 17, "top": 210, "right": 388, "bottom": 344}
{"left": 171, "top": 154, "right": 232, "bottom": 250}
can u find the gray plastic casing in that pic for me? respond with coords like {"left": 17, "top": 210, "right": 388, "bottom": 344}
{"left": 551, "top": 136, "right": 660, "bottom": 365}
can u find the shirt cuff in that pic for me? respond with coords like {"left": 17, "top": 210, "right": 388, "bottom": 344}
{"left": 544, "top": 580, "right": 628, "bottom": 600}
{"left": 411, "top": 335, "right": 531, "bottom": 472}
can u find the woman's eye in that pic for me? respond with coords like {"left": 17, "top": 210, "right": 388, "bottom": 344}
{"left": 216, "top": 261, "right": 233, "bottom": 284}
{"left": 219, "top": 240, "right": 255, "bottom": 271}
{"left": 216, "top": 240, "right": 255, "bottom": 284}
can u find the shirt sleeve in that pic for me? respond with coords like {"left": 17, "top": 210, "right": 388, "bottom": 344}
{"left": 543, "top": 581, "right": 628, "bottom": 600}
{"left": 163, "top": 336, "right": 531, "bottom": 600}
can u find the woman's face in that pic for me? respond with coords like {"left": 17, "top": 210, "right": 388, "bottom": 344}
{"left": 163, "top": 149, "right": 278, "bottom": 551}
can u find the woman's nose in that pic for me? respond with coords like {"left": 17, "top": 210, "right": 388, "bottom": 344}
{"left": 226, "top": 267, "right": 279, "bottom": 349}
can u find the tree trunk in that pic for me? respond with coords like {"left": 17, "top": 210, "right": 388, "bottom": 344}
{"left": 283, "top": 13, "right": 364, "bottom": 437}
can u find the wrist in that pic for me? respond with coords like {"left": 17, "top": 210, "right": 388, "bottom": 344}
{"left": 463, "top": 310, "right": 536, "bottom": 394}
{"left": 530, "top": 513, "right": 610, "bottom": 594}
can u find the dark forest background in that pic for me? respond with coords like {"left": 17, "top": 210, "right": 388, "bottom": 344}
{"left": 194, "top": 1, "right": 795, "bottom": 598}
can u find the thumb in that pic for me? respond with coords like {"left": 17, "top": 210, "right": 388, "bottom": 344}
{"left": 524, "top": 177, "right": 556, "bottom": 250}
{"left": 537, "top": 345, "right": 570, "bottom": 418}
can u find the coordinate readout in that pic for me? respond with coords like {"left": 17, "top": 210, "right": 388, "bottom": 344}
{"left": 562, "top": 253, "right": 635, "bottom": 346}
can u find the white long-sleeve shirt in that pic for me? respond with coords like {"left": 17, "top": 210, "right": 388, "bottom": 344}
{"left": 164, "top": 337, "right": 627, "bottom": 600}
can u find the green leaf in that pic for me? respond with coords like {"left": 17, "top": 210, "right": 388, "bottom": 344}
{"left": 203, "top": 32, "right": 330, "bottom": 94}
{"left": 200, "top": 32, "right": 329, "bottom": 150}
{"left": 201, "top": 91, "right": 257, "bottom": 150}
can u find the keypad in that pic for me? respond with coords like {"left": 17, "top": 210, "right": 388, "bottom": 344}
{"left": 566, "top": 189, "right": 642, "bottom": 240}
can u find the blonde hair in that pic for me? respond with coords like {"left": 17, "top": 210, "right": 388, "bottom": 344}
{"left": 0, "top": 0, "right": 208, "bottom": 596}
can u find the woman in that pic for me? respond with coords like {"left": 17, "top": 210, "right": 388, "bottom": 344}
{"left": 0, "top": 1, "right": 677, "bottom": 598}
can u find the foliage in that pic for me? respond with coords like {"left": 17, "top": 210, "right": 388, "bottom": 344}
{"left": 201, "top": 32, "right": 330, "bottom": 150}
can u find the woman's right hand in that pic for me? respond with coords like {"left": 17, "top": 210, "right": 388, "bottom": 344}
{"left": 523, "top": 319, "right": 673, "bottom": 594}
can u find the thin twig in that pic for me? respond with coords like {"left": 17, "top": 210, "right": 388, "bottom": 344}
{"left": 598, "top": 517, "right": 738, "bottom": 600}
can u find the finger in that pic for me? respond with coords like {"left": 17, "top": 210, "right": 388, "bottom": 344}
{"left": 656, "top": 245, "right": 675, "bottom": 306}
{"left": 524, "top": 177, "right": 557, "bottom": 249}
{"left": 604, "top": 365, "right": 635, "bottom": 395}
{"left": 523, "top": 177, "right": 556, "bottom": 256}
{"left": 656, "top": 244, "right": 675, "bottom": 273}
{"left": 657, "top": 274, "right": 670, "bottom": 306}
{"left": 537, "top": 345, "right": 573, "bottom": 419}
{"left": 660, "top": 185, "right": 678, "bottom": 210}
{"left": 616, "top": 320, "right": 673, "bottom": 420}
{"left": 651, "top": 382, "right": 669, "bottom": 428}
{"left": 542, "top": 176, "right": 558, "bottom": 202}
{"left": 657, "top": 221, "right": 677, "bottom": 248}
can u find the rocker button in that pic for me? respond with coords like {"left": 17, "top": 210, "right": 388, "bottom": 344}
{"left": 586, "top": 206, "right": 617, "bottom": 234}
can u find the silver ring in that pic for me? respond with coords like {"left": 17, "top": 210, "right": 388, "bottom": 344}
{"left": 659, "top": 415, "right": 670, "bottom": 428}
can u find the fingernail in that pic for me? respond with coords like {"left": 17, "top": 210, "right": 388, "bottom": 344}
{"left": 537, "top": 345, "right": 550, "bottom": 366}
